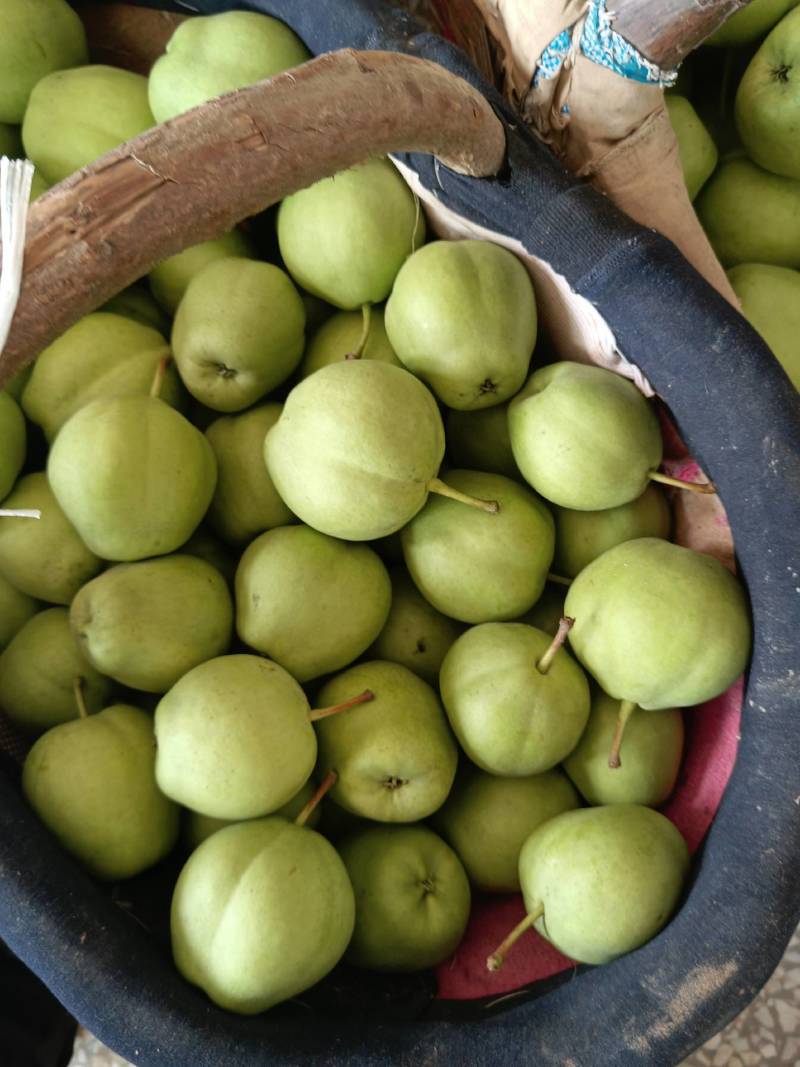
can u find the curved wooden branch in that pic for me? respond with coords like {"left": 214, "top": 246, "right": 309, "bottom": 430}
{"left": 612, "top": 0, "right": 752, "bottom": 68}
{"left": 0, "top": 48, "right": 505, "bottom": 385}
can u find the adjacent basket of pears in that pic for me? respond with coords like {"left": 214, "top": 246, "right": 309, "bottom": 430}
{"left": 0, "top": 1, "right": 798, "bottom": 1066}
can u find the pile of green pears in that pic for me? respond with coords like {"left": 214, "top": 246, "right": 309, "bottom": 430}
{"left": 666, "top": 0, "right": 800, "bottom": 390}
{"left": 1, "top": 1, "right": 753, "bottom": 1017}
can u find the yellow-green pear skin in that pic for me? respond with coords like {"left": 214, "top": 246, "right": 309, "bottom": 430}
{"left": 440, "top": 623, "right": 590, "bottom": 776}
{"left": 519, "top": 805, "right": 689, "bottom": 965}
{"left": 315, "top": 661, "right": 458, "bottom": 823}
{"left": 433, "top": 767, "right": 580, "bottom": 892}
{"left": 0, "top": 473, "right": 102, "bottom": 605}
{"left": 205, "top": 404, "right": 293, "bottom": 544}
{"left": 148, "top": 11, "right": 310, "bottom": 122}
{"left": 728, "top": 263, "right": 800, "bottom": 389}
{"left": 299, "top": 307, "right": 401, "bottom": 379}
{"left": 401, "top": 470, "right": 555, "bottom": 623}
{"left": 148, "top": 229, "right": 252, "bottom": 314}
{"left": 0, "top": 574, "right": 37, "bottom": 652}
{"left": 509, "top": 363, "right": 663, "bottom": 510}
{"left": 696, "top": 158, "right": 800, "bottom": 268}
{"left": 265, "top": 360, "right": 445, "bottom": 541}
{"left": 0, "top": 0, "right": 88, "bottom": 123}
{"left": 170, "top": 819, "right": 355, "bottom": 1014}
{"left": 235, "top": 525, "right": 391, "bottom": 683}
{"left": 183, "top": 779, "right": 319, "bottom": 850}
{"left": 3, "top": 366, "right": 32, "bottom": 403}
{"left": 155, "top": 655, "right": 316, "bottom": 820}
{"left": 665, "top": 96, "right": 718, "bottom": 200}
{"left": 71, "top": 555, "right": 233, "bottom": 693}
{"left": 47, "top": 394, "right": 217, "bottom": 562}
{"left": 385, "top": 239, "right": 537, "bottom": 410}
{"left": 277, "top": 157, "right": 425, "bottom": 309}
{"left": 0, "top": 608, "right": 111, "bottom": 734}
{"left": 0, "top": 392, "right": 26, "bottom": 500}
{"left": 446, "top": 403, "right": 518, "bottom": 478}
{"left": 22, "top": 65, "right": 154, "bottom": 185}
{"left": 179, "top": 527, "right": 237, "bottom": 587}
{"left": 101, "top": 285, "right": 172, "bottom": 335}
{"left": 369, "top": 568, "right": 464, "bottom": 686}
{"left": 707, "top": 0, "right": 799, "bottom": 46}
{"left": 552, "top": 485, "right": 671, "bottom": 579}
{"left": 22, "top": 704, "right": 179, "bottom": 881}
{"left": 22, "top": 312, "right": 178, "bottom": 442}
{"left": 565, "top": 538, "right": 752, "bottom": 710}
{"left": 339, "top": 825, "right": 471, "bottom": 972}
{"left": 563, "top": 691, "right": 684, "bottom": 807}
{"left": 172, "top": 258, "right": 305, "bottom": 412}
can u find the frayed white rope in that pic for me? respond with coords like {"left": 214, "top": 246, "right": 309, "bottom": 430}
{"left": 0, "top": 157, "right": 34, "bottom": 357}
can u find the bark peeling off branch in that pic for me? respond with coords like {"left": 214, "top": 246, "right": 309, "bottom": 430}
{"left": 0, "top": 48, "right": 506, "bottom": 385}
{"left": 612, "top": 0, "right": 753, "bottom": 68}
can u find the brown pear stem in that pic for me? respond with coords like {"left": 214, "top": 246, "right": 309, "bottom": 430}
{"left": 295, "top": 770, "right": 337, "bottom": 827}
{"left": 486, "top": 903, "right": 545, "bottom": 972}
{"left": 427, "top": 477, "right": 499, "bottom": 514}
{"left": 73, "top": 677, "right": 89, "bottom": 720}
{"left": 608, "top": 700, "right": 638, "bottom": 769}
{"left": 345, "top": 303, "right": 372, "bottom": 361}
{"left": 546, "top": 572, "right": 573, "bottom": 587}
{"left": 649, "top": 470, "right": 716, "bottom": 495}
{"left": 149, "top": 353, "right": 172, "bottom": 399}
{"left": 309, "top": 688, "right": 375, "bottom": 723}
{"left": 0, "top": 509, "right": 41, "bottom": 519}
{"left": 536, "top": 616, "right": 575, "bottom": 675}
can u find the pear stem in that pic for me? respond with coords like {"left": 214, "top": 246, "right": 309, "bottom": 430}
{"left": 536, "top": 616, "right": 574, "bottom": 675}
{"left": 486, "top": 903, "right": 545, "bottom": 972}
{"left": 309, "top": 688, "right": 375, "bottom": 723}
{"left": 345, "top": 303, "right": 372, "bottom": 361}
{"left": 546, "top": 572, "right": 573, "bottom": 587}
{"left": 649, "top": 470, "right": 716, "bottom": 495}
{"left": 0, "top": 509, "right": 41, "bottom": 519}
{"left": 608, "top": 699, "right": 638, "bottom": 769}
{"left": 149, "top": 353, "right": 173, "bottom": 399}
{"left": 295, "top": 770, "right": 337, "bottom": 827}
{"left": 73, "top": 676, "right": 89, "bottom": 720}
{"left": 428, "top": 477, "right": 499, "bottom": 514}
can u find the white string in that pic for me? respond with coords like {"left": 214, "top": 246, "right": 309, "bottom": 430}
{"left": 0, "top": 156, "right": 34, "bottom": 356}
{"left": 0, "top": 509, "right": 41, "bottom": 520}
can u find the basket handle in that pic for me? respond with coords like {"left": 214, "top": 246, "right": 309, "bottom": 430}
{"left": 0, "top": 48, "right": 505, "bottom": 387}
{"left": 611, "top": 0, "right": 752, "bottom": 68}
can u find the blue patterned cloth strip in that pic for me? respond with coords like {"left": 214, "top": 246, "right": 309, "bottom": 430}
{"left": 533, "top": 0, "right": 679, "bottom": 89}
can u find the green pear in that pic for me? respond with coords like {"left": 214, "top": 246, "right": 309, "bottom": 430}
{"left": 488, "top": 806, "right": 689, "bottom": 969}
{"left": 149, "top": 229, "right": 253, "bottom": 314}
{"left": 21, "top": 312, "right": 181, "bottom": 442}
{"left": 299, "top": 306, "right": 401, "bottom": 379}
{"left": 102, "top": 284, "right": 172, "bottom": 335}
{"left": 23, "top": 703, "right": 179, "bottom": 880}
{"left": 519, "top": 582, "right": 566, "bottom": 635}
{"left": 205, "top": 403, "right": 293, "bottom": 543}
{"left": 385, "top": 240, "right": 537, "bottom": 409}
{"left": 339, "top": 825, "right": 470, "bottom": 971}
{"left": 565, "top": 538, "right": 752, "bottom": 709}
{"left": 314, "top": 660, "right": 458, "bottom": 822}
{"left": 727, "top": 262, "right": 800, "bottom": 388}
{"left": 172, "top": 258, "right": 305, "bottom": 412}
{"left": 708, "top": 0, "right": 799, "bottom": 46}
{"left": 0, "top": 0, "right": 87, "bottom": 123}
{"left": 179, "top": 527, "right": 237, "bottom": 587}
{"left": 0, "top": 392, "right": 26, "bottom": 500}
{"left": 552, "top": 484, "right": 671, "bottom": 579}
{"left": 433, "top": 767, "right": 579, "bottom": 892}
{"left": 277, "top": 157, "right": 425, "bottom": 309}
{"left": 446, "top": 403, "right": 518, "bottom": 478}
{"left": 509, "top": 363, "right": 664, "bottom": 510}
{"left": 735, "top": 7, "right": 800, "bottom": 179}
{"left": 369, "top": 568, "right": 463, "bottom": 685}
{"left": 0, "top": 124, "right": 22, "bottom": 158}
{"left": 0, "top": 608, "right": 111, "bottom": 734}
{"left": 0, "top": 473, "right": 102, "bottom": 604}
{"left": 235, "top": 525, "right": 391, "bottom": 682}
{"left": 171, "top": 816, "right": 354, "bottom": 1013}
{"left": 401, "top": 469, "right": 555, "bottom": 623}
{"left": 22, "top": 65, "right": 154, "bottom": 185}
{"left": 301, "top": 292, "right": 335, "bottom": 334}
{"left": 148, "top": 11, "right": 310, "bottom": 122}
{"left": 696, "top": 157, "right": 800, "bottom": 267}
{"left": 439, "top": 621, "right": 590, "bottom": 776}
{"left": 184, "top": 778, "right": 320, "bottom": 850}
{"left": 71, "top": 555, "right": 233, "bottom": 693}
{"left": 563, "top": 689, "right": 684, "bottom": 806}
{"left": 665, "top": 96, "right": 718, "bottom": 200}
{"left": 29, "top": 170, "right": 49, "bottom": 201}
{"left": 47, "top": 392, "right": 217, "bottom": 562}
{"left": 0, "top": 573, "right": 37, "bottom": 651}
{"left": 2, "top": 366, "right": 32, "bottom": 403}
